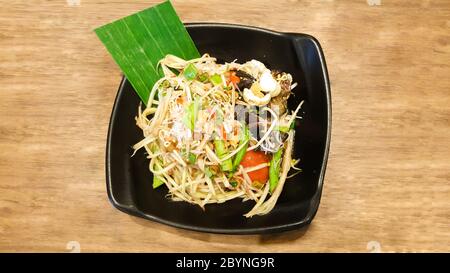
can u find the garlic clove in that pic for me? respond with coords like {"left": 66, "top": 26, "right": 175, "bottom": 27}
{"left": 243, "top": 87, "right": 271, "bottom": 106}
{"left": 260, "top": 70, "right": 276, "bottom": 91}
{"left": 269, "top": 82, "right": 282, "bottom": 97}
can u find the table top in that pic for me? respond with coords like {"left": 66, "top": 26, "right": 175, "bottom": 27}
{"left": 1, "top": 0, "right": 449, "bottom": 252}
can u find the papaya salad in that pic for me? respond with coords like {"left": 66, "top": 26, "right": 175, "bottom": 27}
{"left": 133, "top": 54, "right": 303, "bottom": 217}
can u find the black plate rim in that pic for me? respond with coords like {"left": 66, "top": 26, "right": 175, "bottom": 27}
{"left": 105, "top": 23, "right": 332, "bottom": 234}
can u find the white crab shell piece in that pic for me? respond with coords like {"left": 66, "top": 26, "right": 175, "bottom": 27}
{"left": 248, "top": 60, "right": 267, "bottom": 73}
{"left": 243, "top": 87, "right": 271, "bottom": 106}
{"left": 241, "top": 59, "right": 267, "bottom": 78}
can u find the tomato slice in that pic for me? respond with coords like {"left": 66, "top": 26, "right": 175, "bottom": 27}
{"left": 239, "top": 150, "right": 270, "bottom": 184}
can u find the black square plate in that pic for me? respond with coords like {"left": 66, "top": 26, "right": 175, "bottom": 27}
{"left": 106, "top": 23, "right": 331, "bottom": 234}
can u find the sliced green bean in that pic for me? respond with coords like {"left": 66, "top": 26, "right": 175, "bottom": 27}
{"left": 214, "top": 139, "right": 233, "bottom": 171}
{"left": 269, "top": 148, "right": 283, "bottom": 193}
{"left": 232, "top": 125, "right": 250, "bottom": 173}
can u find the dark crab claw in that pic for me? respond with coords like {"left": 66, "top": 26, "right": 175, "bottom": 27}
{"left": 235, "top": 70, "right": 255, "bottom": 90}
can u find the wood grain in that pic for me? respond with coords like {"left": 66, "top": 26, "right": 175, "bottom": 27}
{"left": 0, "top": 0, "right": 449, "bottom": 252}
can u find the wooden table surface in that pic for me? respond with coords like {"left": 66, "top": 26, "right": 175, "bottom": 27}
{"left": 0, "top": 0, "right": 449, "bottom": 253}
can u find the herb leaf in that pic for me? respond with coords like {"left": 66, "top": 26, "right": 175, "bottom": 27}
{"left": 94, "top": 1, "right": 200, "bottom": 104}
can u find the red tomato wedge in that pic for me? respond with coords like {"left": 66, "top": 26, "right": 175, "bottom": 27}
{"left": 239, "top": 150, "right": 270, "bottom": 184}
